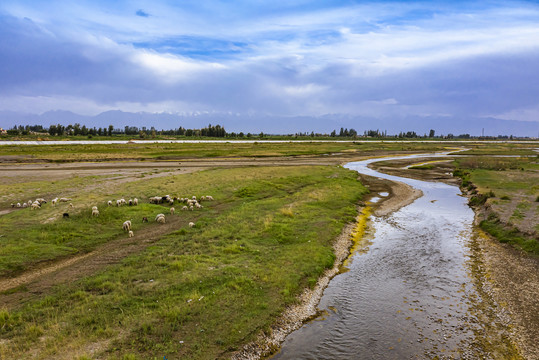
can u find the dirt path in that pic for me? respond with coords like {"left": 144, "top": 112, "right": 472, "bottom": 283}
{"left": 0, "top": 210, "right": 208, "bottom": 309}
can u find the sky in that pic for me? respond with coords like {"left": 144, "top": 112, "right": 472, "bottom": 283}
{"left": 1, "top": 0, "right": 539, "bottom": 129}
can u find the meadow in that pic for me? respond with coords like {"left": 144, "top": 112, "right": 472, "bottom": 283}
{"left": 0, "top": 164, "right": 367, "bottom": 359}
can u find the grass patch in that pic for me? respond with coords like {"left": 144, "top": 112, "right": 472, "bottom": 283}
{"left": 480, "top": 215, "right": 539, "bottom": 255}
{"left": 409, "top": 164, "right": 434, "bottom": 170}
{"left": 0, "top": 165, "right": 368, "bottom": 359}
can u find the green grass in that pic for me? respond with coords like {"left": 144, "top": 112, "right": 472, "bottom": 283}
{"left": 408, "top": 164, "right": 435, "bottom": 170}
{"left": 0, "top": 165, "right": 368, "bottom": 359}
{"left": 0, "top": 141, "right": 458, "bottom": 162}
{"left": 453, "top": 156, "right": 539, "bottom": 254}
{"left": 480, "top": 214, "right": 539, "bottom": 255}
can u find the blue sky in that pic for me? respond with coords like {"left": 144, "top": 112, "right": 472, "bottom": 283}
{"left": 1, "top": 0, "right": 539, "bottom": 128}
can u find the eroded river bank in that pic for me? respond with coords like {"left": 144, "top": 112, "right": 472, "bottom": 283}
{"left": 266, "top": 154, "right": 523, "bottom": 359}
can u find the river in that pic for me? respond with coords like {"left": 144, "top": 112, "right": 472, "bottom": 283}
{"left": 271, "top": 154, "right": 514, "bottom": 359}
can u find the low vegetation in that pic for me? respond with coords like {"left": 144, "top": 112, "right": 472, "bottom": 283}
{"left": 453, "top": 156, "right": 539, "bottom": 255}
{"left": 0, "top": 165, "right": 368, "bottom": 359}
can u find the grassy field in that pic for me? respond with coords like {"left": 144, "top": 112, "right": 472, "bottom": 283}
{"left": 453, "top": 156, "right": 539, "bottom": 254}
{"left": 0, "top": 141, "right": 468, "bottom": 162}
{"left": 0, "top": 165, "right": 368, "bottom": 359}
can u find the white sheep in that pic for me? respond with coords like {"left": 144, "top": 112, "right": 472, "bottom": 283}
{"left": 27, "top": 200, "right": 32, "bottom": 207}
{"left": 128, "top": 230, "right": 134, "bottom": 238}
{"left": 170, "top": 207, "right": 175, "bottom": 215}
{"left": 107, "top": 200, "right": 113, "bottom": 206}
{"left": 133, "top": 198, "right": 138, "bottom": 206}
{"left": 51, "top": 198, "right": 58, "bottom": 206}
{"left": 92, "top": 206, "right": 98, "bottom": 211}
{"left": 195, "top": 203, "right": 203, "bottom": 209}
{"left": 189, "top": 205, "right": 194, "bottom": 211}
{"left": 192, "top": 196, "right": 197, "bottom": 200}
{"left": 182, "top": 206, "right": 188, "bottom": 211}
{"left": 200, "top": 196, "right": 206, "bottom": 201}
{"left": 16, "top": 202, "right": 21, "bottom": 208}
{"left": 189, "top": 222, "right": 195, "bottom": 228}
{"left": 155, "top": 213, "right": 165, "bottom": 221}
{"left": 92, "top": 209, "right": 99, "bottom": 217}
{"left": 156, "top": 215, "right": 166, "bottom": 224}
{"left": 120, "top": 198, "right": 126, "bottom": 205}
{"left": 22, "top": 203, "right": 28, "bottom": 208}
{"left": 116, "top": 199, "right": 122, "bottom": 207}
{"left": 205, "top": 195, "right": 214, "bottom": 201}
{"left": 31, "top": 203, "right": 40, "bottom": 210}
{"left": 122, "top": 220, "right": 132, "bottom": 232}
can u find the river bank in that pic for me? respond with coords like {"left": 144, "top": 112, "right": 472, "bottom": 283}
{"left": 230, "top": 172, "right": 421, "bottom": 359}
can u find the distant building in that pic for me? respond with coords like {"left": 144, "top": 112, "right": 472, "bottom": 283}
{"left": 0, "top": 128, "right": 7, "bottom": 135}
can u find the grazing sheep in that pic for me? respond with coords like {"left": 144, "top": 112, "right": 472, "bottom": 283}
{"left": 27, "top": 200, "right": 32, "bottom": 207}
{"left": 22, "top": 203, "right": 28, "bottom": 208}
{"left": 189, "top": 205, "right": 194, "bottom": 211}
{"left": 116, "top": 199, "right": 122, "bottom": 207}
{"left": 133, "top": 198, "right": 138, "bottom": 206}
{"left": 122, "top": 220, "right": 132, "bottom": 232}
{"left": 10, "top": 203, "right": 14, "bottom": 208}
{"left": 128, "top": 230, "right": 134, "bottom": 238}
{"left": 169, "top": 199, "right": 174, "bottom": 205}
{"left": 156, "top": 216, "right": 166, "bottom": 224}
{"left": 59, "top": 198, "right": 71, "bottom": 202}
{"left": 170, "top": 207, "right": 175, "bottom": 215}
{"left": 188, "top": 222, "right": 195, "bottom": 228}
{"left": 195, "top": 203, "right": 203, "bottom": 209}
{"left": 31, "top": 203, "right": 40, "bottom": 210}
{"left": 182, "top": 206, "right": 188, "bottom": 211}
{"left": 92, "top": 206, "right": 98, "bottom": 211}
{"left": 200, "top": 196, "right": 206, "bottom": 201}
{"left": 51, "top": 198, "right": 58, "bottom": 206}
{"left": 16, "top": 203, "right": 21, "bottom": 208}
{"left": 128, "top": 199, "right": 133, "bottom": 206}
{"left": 63, "top": 213, "right": 69, "bottom": 218}
{"left": 92, "top": 209, "right": 99, "bottom": 217}
{"left": 36, "top": 198, "right": 47, "bottom": 205}
{"left": 107, "top": 200, "right": 113, "bottom": 206}
{"left": 142, "top": 217, "right": 148, "bottom": 223}
{"left": 192, "top": 196, "right": 197, "bottom": 200}
{"left": 205, "top": 195, "right": 214, "bottom": 201}
{"left": 155, "top": 213, "right": 165, "bottom": 221}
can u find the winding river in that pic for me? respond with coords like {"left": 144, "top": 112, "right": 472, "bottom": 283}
{"left": 271, "top": 154, "right": 512, "bottom": 359}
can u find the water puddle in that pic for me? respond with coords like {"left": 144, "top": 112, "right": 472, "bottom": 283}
{"left": 271, "top": 153, "right": 517, "bottom": 359}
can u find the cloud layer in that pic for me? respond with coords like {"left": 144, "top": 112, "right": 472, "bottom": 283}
{"left": 1, "top": 0, "right": 539, "bottom": 130}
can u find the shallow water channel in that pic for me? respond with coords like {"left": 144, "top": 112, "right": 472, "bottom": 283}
{"left": 271, "top": 154, "right": 510, "bottom": 359}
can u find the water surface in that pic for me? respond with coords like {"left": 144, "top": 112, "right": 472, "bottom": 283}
{"left": 272, "top": 154, "right": 494, "bottom": 359}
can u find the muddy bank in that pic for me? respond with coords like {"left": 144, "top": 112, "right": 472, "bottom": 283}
{"left": 230, "top": 174, "right": 419, "bottom": 359}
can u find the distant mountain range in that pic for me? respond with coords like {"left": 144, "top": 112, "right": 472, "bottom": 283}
{"left": 0, "top": 110, "right": 537, "bottom": 137}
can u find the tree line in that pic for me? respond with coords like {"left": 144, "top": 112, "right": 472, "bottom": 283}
{"left": 1, "top": 124, "right": 522, "bottom": 139}
{"left": 5, "top": 123, "right": 228, "bottom": 138}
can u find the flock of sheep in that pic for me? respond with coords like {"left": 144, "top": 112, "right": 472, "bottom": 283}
{"left": 10, "top": 194, "right": 214, "bottom": 239}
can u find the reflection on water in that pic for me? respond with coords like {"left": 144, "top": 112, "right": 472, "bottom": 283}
{"left": 271, "top": 153, "right": 505, "bottom": 359}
